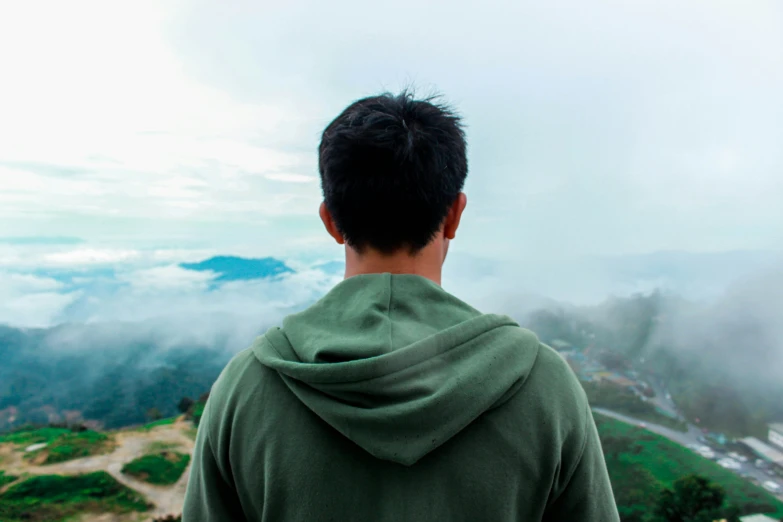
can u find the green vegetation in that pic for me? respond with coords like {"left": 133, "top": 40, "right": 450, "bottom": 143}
{"left": 0, "top": 470, "right": 18, "bottom": 488}
{"left": 147, "top": 440, "right": 182, "bottom": 452}
{"left": 596, "top": 414, "right": 783, "bottom": 521}
{"left": 191, "top": 401, "right": 205, "bottom": 426}
{"left": 0, "top": 426, "right": 72, "bottom": 446}
{"left": 527, "top": 292, "right": 783, "bottom": 438}
{"left": 178, "top": 396, "right": 195, "bottom": 414}
{"left": 139, "top": 417, "right": 177, "bottom": 431}
{"left": 176, "top": 392, "right": 208, "bottom": 429}
{"left": 0, "top": 426, "right": 114, "bottom": 465}
{"left": 121, "top": 451, "right": 191, "bottom": 485}
{"left": 583, "top": 382, "right": 688, "bottom": 432}
{"left": 0, "top": 471, "right": 149, "bottom": 521}
{"left": 0, "top": 322, "right": 223, "bottom": 432}
{"left": 651, "top": 474, "right": 741, "bottom": 522}
{"left": 24, "top": 430, "right": 113, "bottom": 465}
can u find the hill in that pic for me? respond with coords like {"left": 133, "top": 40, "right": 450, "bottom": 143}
{"left": 525, "top": 266, "right": 783, "bottom": 438}
{"left": 180, "top": 255, "right": 294, "bottom": 283}
{"left": 1, "top": 406, "right": 781, "bottom": 521}
{"left": 0, "top": 417, "right": 195, "bottom": 521}
{"left": 596, "top": 413, "right": 783, "bottom": 521}
{"left": 0, "top": 323, "right": 230, "bottom": 432}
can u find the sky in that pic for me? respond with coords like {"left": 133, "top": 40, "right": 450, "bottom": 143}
{"left": 1, "top": 0, "right": 781, "bottom": 258}
{"left": 0, "top": 0, "right": 781, "bottom": 327}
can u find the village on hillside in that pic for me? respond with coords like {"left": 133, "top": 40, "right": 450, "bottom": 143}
{"left": 549, "top": 338, "right": 783, "bottom": 501}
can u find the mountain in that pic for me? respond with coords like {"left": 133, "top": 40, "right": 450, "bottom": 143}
{"left": 595, "top": 250, "right": 781, "bottom": 299}
{"left": 310, "top": 260, "right": 345, "bottom": 275}
{"left": 179, "top": 256, "right": 293, "bottom": 283}
{"left": 0, "top": 322, "right": 235, "bottom": 432}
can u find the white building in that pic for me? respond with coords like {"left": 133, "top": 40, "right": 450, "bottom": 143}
{"left": 739, "top": 437, "right": 783, "bottom": 471}
{"left": 740, "top": 515, "right": 779, "bottom": 522}
{"left": 769, "top": 423, "right": 783, "bottom": 451}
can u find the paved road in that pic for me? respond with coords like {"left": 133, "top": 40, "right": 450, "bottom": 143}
{"left": 593, "top": 407, "right": 699, "bottom": 446}
{"left": 593, "top": 408, "right": 781, "bottom": 497}
{"left": 646, "top": 380, "right": 682, "bottom": 420}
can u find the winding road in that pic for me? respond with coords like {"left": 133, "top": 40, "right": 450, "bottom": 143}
{"left": 593, "top": 407, "right": 781, "bottom": 494}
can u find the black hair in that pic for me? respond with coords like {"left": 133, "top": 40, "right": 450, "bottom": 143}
{"left": 318, "top": 90, "right": 468, "bottom": 255}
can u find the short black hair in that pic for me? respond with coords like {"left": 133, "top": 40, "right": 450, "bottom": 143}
{"left": 318, "top": 90, "right": 468, "bottom": 255}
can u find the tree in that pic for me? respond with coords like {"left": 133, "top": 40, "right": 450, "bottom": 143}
{"left": 146, "top": 407, "right": 163, "bottom": 421}
{"left": 177, "top": 397, "right": 194, "bottom": 414}
{"left": 652, "top": 475, "right": 727, "bottom": 522}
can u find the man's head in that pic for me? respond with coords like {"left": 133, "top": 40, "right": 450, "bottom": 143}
{"left": 318, "top": 91, "right": 468, "bottom": 260}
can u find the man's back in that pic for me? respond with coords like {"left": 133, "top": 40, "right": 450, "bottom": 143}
{"left": 184, "top": 274, "right": 618, "bottom": 521}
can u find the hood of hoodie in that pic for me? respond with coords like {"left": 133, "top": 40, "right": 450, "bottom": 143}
{"left": 252, "top": 273, "right": 540, "bottom": 466}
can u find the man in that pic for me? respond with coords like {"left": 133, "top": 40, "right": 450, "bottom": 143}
{"left": 183, "top": 91, "right": 619, "bottom": 521}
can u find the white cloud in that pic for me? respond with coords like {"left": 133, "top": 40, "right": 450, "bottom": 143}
{"left": 119, "top": 265, "right": 215, "bottom": 292}
{"left": 265, "top": 173, "right": 319, "bottom": 183}
{"left": 0, "top": 271, "right": 79, "bottom": 327}
{"left": 43, "top": 249, "right": 141, "bottom": 266}
{"left": 0, "top": 0, "right": 780, "bottom": 255}
{"left": 0, "top": 0, "right": 319, "bottom": 240}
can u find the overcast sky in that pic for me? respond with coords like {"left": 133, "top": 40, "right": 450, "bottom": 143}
{"left": 0, "top": 0, "right": 781, "bottom": 262}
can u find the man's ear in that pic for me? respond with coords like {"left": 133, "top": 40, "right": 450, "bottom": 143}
{"left": 443, "top": 193, "right": 467, "bottom": 240}
{"left": 320, "top": 202, "right": 345, "bottom": 245}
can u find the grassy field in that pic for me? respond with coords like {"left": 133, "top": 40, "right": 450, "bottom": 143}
{"left": 584, "top": 381, "right": 688, "bottom": 432}
{"left": 596, "top": 414, "right": 783, "bottom": 521}
{"left": 0, "top": 470, "right": 18, "bottom": 488}
{"left": 24, "top": 430, "right": 114, "bottom": 465}
{"left": 0, "top": 427, "right": 114, "bottom": 466}
{"left": 0, "top": 427, "right": 72, "bottom": 446}
{"left": 147, "top": 440, "right": 182, "bottom": 452}
{"left": 0, "top": 471, "right": 150, "bottom": 521}
{"left": 121, "top": 451, "right": 191, "bottom": 485}
{"left": 138, "top": 417, "right": 177, "bottom": 431}
{"left": 191, "top": 402, "right": 205, "bottom": 426}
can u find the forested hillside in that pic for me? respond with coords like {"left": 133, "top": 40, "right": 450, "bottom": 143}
{"left": 0, "top": 324, "right": 229, "bottom": 431}
{"left": 2, "top": 267, "right": 782, "bottom": 438}
{"left": 526, "top": 267, "right": 783, "bottom": 437}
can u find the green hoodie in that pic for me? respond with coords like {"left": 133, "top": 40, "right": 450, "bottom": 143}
{"left": 183, "top": 274, "right": 619, "bottom": 521}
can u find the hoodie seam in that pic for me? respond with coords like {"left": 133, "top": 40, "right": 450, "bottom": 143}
{"left": 488, "top": 341, "right": 541, "bottom": 411}
{"left": 262, "top": 319, "right": 521, "bottom": 385}
{"left": 386, "top": 273, "right": 393, "bottom": 353}
{"left": 550, "top": 400, "right": 590, "bottom": 505}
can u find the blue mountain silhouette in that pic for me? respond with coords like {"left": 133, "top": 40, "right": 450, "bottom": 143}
{"left": 180, "top": 256, "right": 294, "bottom": 283}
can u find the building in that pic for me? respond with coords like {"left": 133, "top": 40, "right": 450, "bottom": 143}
{"left": 769, "top": 423, "right": 783, "bottom": 451}
{"left": 604, "top": 374, "right": 637, "bottom": 388}
{"left": 739, "top": 437, "right": 783, "bottom": 471}
{"left": 740, "top": 515, "right": 780, "bottom": 522}
{"left": 549, "top": 339, "right": 572, "bottom": 351}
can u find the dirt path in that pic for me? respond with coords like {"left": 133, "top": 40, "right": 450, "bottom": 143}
{"left": 0, "top": 420, "right": 195, "bottom": 519}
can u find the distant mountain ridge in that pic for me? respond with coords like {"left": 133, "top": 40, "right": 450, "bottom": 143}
{"left": 180, "top": 256, "right": 294, "bottom": 283}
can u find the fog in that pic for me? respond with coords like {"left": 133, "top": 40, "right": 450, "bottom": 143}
{"left": 0, "top": 0, "right": 781, "bottom": 444}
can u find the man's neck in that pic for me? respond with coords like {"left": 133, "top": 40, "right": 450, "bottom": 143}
{"left": 343, "top": 245, "right": 443, "bottom": 285}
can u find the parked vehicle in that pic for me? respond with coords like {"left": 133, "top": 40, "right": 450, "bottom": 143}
{"left": 763, "top": 481, "right": 781, "bottom": 493}
{"left": 718, "top": 458, "right": 741, "bottom": 470}
{"left": 727, "top": 451, "right": 748, "bottom": 463}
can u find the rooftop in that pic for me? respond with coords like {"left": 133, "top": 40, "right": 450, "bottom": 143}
{"left": 550, "top": 339, "right": 572, "bottom": 350}
{"left": 769, "top": 423, "right": 783, "bottom": 434}
{"left": 739, "top": 437, "right": 783, "bottom": 465}
{"left": 740, "top": 515, "right": 779, "bottom": 522}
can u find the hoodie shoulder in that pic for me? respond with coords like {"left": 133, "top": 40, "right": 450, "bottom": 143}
{"left": 209, "top": 348, "right": 262, "bottom": 403}
{"left": 524, "top": 342, "right": 590, "bottom": 431}
{"left": 523, "top": 343, "right": 591, "bottom": 489}
{"left": 201, "top": 347, "right": 273, "bottom": 439}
